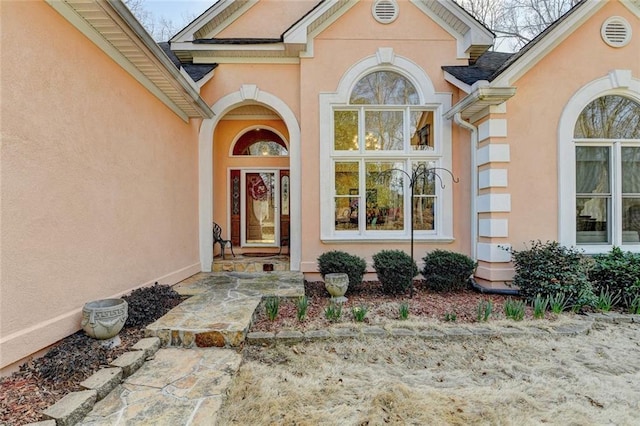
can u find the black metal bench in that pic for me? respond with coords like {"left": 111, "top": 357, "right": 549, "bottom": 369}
{"left": 213, "top": 222, "right": 235, "bottom": 259}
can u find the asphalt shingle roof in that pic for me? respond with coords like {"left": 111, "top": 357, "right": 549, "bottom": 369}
{"left": 158, "top": 42, "right": 217, "bottom": 82}
{"left": 442, "top": 51, "right": 514, "bottom": 85}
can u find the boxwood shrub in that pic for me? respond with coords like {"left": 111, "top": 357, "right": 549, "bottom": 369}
{"left": 317, "top": 250, "right": 367, "bottom": 293}
{"left": 372, "top": 250, "right": 418, "bottom": 295}
{"left": 421, "top": 250, "right": 476, "bottom": 292}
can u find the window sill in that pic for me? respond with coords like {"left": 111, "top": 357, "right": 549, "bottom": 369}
{"left": 577, "top": 244, "right": 640, "bottom": 255}
{"left": 321, "top": 236, "right": 455, "bottom": 244}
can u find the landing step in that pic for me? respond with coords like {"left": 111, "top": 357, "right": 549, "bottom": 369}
{"left": 145, "top": 271, "right": 304, "bottom": 348}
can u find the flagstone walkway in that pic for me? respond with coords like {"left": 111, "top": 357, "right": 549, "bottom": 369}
{"left": 71, "top": 271, "right": 305, "bottom": 425}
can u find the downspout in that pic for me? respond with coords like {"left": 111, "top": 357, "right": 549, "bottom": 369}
{"left": 453, "top": 112, "right": 520, "bottom": 296}
{"left": 453, "top": 113, "right": 478, "bottom": 261}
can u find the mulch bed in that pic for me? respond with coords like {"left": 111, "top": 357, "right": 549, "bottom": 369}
{"left": 0, "top": 285, "right": 183, "bottom": 426}
{"left": 251, "top": 280, "right": 530, "bottom": 332}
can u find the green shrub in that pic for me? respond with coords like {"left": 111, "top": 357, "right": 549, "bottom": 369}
{"left": 317, "top": 250, "right": 367, "bottom": 293}
{"left": 324, "top": 302, "right": 342, "bottom": 322}
{"left": 351, "top": 305, "right": 368, "bottom": 322}
{"left": 372, "top": 250, "right": 418, "bottom": 295}
{"left": 295, "top": 296, "right": 309, "bottom": 321}
{"left": 476, "top": 299, "right": 493, "bottom": 322}
{"left": 510, "top": 241, "right": 594, "bottom": 307}
{"left": 590, "top": 247, "right": 640, "bottom": 306}
{"left": 532, "top": 294, "right": 548, "bottom": 319}
{"left": 398, "top": 302, "right": 410, "bottom": 320}
{"left": 421, "top": 250, "right": 476, "bottom": 292}
{"left": 265, "top": 297, "right": 280, "bottom": 321}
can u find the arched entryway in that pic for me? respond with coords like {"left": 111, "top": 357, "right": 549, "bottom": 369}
{"left": 198, "top": 85, "right": 301, "bottom": 271}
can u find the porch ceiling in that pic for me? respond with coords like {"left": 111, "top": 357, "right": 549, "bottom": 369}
{"left": 46, "top": 0, "right": 213, "bottom": 121}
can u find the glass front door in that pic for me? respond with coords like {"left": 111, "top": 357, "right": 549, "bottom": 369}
{"left": 242, "top": 171, "right": 279, "bottom": 246}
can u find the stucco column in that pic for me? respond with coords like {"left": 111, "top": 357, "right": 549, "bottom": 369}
{"left": 473, "top": 106, "right": 514, "bottom": 288}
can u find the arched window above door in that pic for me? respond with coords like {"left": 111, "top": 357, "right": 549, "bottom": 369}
{"left": 232, "top": 128, "right": 289, "bottom": 156}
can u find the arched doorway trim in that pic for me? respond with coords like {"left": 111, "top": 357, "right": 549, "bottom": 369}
{"left": 199, "top": 86, "right": 301, "bottom": 271}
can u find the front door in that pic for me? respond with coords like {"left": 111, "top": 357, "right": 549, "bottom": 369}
{"left": 242, "top": 170, "right": 279, "bottom": 247}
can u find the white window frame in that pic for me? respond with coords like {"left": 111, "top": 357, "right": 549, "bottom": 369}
{"left": 558, "top": 70, "right": 640, "bottom": 253}
{"left": 319, "top": 50, "right": 453, "bottom": 242}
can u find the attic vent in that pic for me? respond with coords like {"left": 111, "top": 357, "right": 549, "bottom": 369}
{"left": 601, "top": 17, "right": 632, "bottom": 48}
{"left": 372, "top": 0, "right": 398, "bottom": 24}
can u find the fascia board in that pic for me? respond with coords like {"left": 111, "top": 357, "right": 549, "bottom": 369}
{"left": 444, "top": 85, "right": 516, "bottom": 120}
{"left": 284, "top": 0, "right": 352, "bottom": 44}
{"left": 443, "top": 71, "right": 472, "bottom": 94}
{"left": 183, "top": 43, "right": 286, "bottom": 52}
{"left": 491, "top": 1, "right": 605, "bottom": 86}
{"left": 620, "top": 0, "right": 640, "bottom": 17}
{"left": 171, "top": 0, "right": 258, "bottom": 42}
{"left": 409, "top": 0, "right": 493, "bottom": 59}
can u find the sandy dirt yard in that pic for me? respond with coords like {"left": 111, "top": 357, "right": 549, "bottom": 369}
{"left": 219, "top": 321, "right": 640, "bottom": 425}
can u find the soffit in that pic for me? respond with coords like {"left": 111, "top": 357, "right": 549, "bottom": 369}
{"left": 223, "top": 104, "right": 281, "bottom": 119}
{"left": 47, "top": 0, "right": 213, "bottom": 121}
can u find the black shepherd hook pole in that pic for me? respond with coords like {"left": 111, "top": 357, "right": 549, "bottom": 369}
{"left": 377, "top": 164, "right": 459, "bottom": 297}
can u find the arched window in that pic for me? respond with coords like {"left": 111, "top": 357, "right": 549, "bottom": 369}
{"left": 574, "top": 95, "right": 640, "bottom": 246}
{"left": 232, "top": 128, "right": 288, "bottom": 156}
{"left": 331, "top": 70, "right": 440, "bottom": 236}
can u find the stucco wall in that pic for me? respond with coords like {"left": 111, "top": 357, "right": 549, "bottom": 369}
{"left": 504, "top": 0, "right": 640, "bottom": 251}
{"left": 0, "top": 1, "right": 201, "bottom": 372}
{"left": 298, "top": 0, "right": 471, "bottom": 271}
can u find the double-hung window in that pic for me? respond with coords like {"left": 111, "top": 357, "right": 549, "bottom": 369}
{"left": 331, "top": 71, "right": 442, "bottom": 238}
{"left": 574, "top": 95, "right": 640, "bottom": 247}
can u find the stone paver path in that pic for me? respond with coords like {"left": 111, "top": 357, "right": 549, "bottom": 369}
{"left": 146, "top": 272, "right": 304, "bottom": 348}
{"left": 80, "top": 348, "right": 241, "bottom": 425}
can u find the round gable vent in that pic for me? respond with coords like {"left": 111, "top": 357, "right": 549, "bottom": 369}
{"left": 372, "top": 0, "right": 398, "bottom": 24}
{"left": 601, "top": 16, "right": 632, "bottom": 48}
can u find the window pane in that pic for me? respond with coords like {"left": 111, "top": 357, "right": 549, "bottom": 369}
{"left": 365, "top": 110, "right": 403, "bottom": 150}
{"left": 366, "top": 162, "right": 404, "bottom": 230}
{"left": 623, "top": 198, "right": 640, "bottom": 243}
{"left": 622, "top": 147, "right": 640, "bottom": 194}
{"left": 410, "top": 111, "right": 434, "bottom": 151}
{"left": 576, "top": 146, "right": 610, "bottom": 193}
{"left": 247, "top": 141, "right": 288, "bottom": 156}
{"left": 574, "top": 95, "right": 640, "bottom": 139}
{"left": 413, "top": 161, "right": 437, "bottom": 196}
{"left": 576, "top": 197, "right": 609, "bottom": 244}
{"left": 335, "top": 162, "right": 358, "bottom": 195}
{"left": 334, "top": 162, "right": 359, "bottom": 231}
{"left": 350, "top": 71, "right": 419, "bottom": 105}
{"left": 413, "top": 197, "right": 435, "bottom": 231}
{"left": 334, "top": 110, "right": 359, "bottom": 151}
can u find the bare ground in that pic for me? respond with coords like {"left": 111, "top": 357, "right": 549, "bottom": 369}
{"left": 220, "top": 321, "right": 640, "bottom": 425}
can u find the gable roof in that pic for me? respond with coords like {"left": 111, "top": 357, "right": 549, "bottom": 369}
{"left": 170, "top": 0, "right": 495, "bottom": 64}
{"left": 445, "top": 0, "right": 640, "bottom": 118}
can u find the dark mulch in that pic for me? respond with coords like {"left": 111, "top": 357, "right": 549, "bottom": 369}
{"left": 0, "top": 284, "right": 183, "bottom": 426}
{"left": 251, "top": 280, "right": 526, "bottom": 332}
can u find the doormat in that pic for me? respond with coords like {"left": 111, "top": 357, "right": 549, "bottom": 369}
{"left": 241, "top": 253, "right": 278, "bottom": 258}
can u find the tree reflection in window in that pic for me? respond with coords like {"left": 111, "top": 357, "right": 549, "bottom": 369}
{"left": 574, "top": 95, "right": 640, "bottom": 245}
{"left": 350, "top": 71, "right": 419, "bottom": 105}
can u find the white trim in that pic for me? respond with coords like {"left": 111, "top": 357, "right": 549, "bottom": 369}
{"left": 491, "top": 2, "right": 606, "bottom": 86}
{"left": 444, "top": 71, "right": 472, "bottom": 94}
{"left": 477, "top": 144, "right": 510, "bottom": 165}
{"left": 192, "top": 56, "right": 301, "bottom": 65}
{"left": 476, "top": 243, "right": 511, "bottom": 262}
{"left": 478, "top": 119, "right": 507, "bottom": 142}
{"left": 409, "top": 0, "right": 494, "bottom": 60}
{"left": 171, "top": 0, "right": 258, "bottom": 42}
{"left": 477, "top": 194, "right": 511, "bottom": 213}
{"left": 557, "top": 70, "right": 640, "bottom": 250}
{"left": 479, "top": 219, "right": 509, "bottom": 238}
{"left": 199, "top": 88, "right": 301, "bottom": 271}
{"left": 319, "top": 50, "right": 453, "bottom": 242}
{"left": 478, "top": 169, "right": 508, "bottom": 189}
{"left": 228, "top": 125, "right": 290, "bottom": 157}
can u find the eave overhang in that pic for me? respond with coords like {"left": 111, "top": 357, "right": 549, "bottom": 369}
{"left": 445, "top": 83, "right": 516, "bottom": 120}
{"left": 46, "top": 0, "right": 214, "bottom": 122}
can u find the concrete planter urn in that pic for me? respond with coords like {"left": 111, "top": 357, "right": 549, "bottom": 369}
{"left": 324, "top": 273, "right": 349, "bottom": 303}
{"left": 81, "top": 298, "right": 128, "bottom": 340}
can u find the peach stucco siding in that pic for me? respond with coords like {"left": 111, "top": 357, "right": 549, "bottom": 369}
{"left": 1, "top": 1, "right": 201, "bottom": 372}
{"left": 503, "top": 1, "right": 640, "bottom": 251}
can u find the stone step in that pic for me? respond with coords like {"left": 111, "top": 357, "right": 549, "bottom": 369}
{"left": 145, "top": 271, "right": 305, "bottom": 348}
